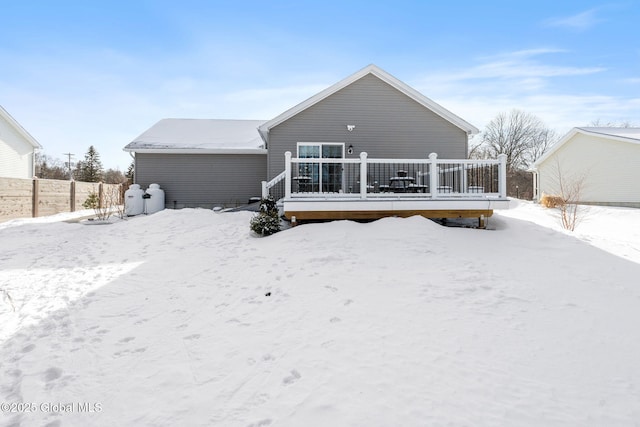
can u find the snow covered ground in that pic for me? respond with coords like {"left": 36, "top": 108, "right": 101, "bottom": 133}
{"left": 1, "top": 201, "right": 639, "bottom": 427}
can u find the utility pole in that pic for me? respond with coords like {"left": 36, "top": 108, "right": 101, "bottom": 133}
{"left": 63, "top": 152, "right": 75, "bottom": 180}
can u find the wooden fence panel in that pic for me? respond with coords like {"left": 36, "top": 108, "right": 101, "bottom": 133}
{"left": 0, "top": 178, "right": 124, "bottom": 222}
{"left": 75, "top": 181, "right": 99, "bottom": 210}
{"left": 0, "top": 177, "right": 33, "bottom": 221}
{"left": 38, "top": 179, "right": 72, "bottom": 217}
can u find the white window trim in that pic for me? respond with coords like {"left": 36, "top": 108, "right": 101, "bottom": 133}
{"left": 296, "top": 142, "right": 346, "bottom": 192}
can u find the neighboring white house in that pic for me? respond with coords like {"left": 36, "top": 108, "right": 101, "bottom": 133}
{"left": 0, "top": 106, "right": 42, "bottom": 179}
{"left": 531, "top": 127, "right": 640, "bottom": 208}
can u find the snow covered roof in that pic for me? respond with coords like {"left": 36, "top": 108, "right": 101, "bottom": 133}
{"left": 576, "top": 127, "right": 640, "bottom": 142}
{"left": 124, "top": 119, "right": 267, "bottom": 154}
{"left": 532, "top": 126, "right": 640, "bottom": 169}
{"left": 0, "top": 105, "right": 42, "bottom": 149}
{"left": 258, "top": 64, "right": 479, "bottom": 144}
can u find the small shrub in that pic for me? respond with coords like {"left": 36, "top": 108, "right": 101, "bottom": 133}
{"left": 540, "top": 194, "right": 564, "bottom": 208}
{"left": 82, "top": 192, "right": 100, "bottom": 210}
{"left": 250, "top": 197, "right": 281, "bottom": 236}
{"left": 250, "top": 213, "right": 281, "bottom": 236}
{"left": 83, "top": 185, "right": 123, "bottom": 221}
{"left": 259, "top": 197, "right": 279, "bottom": 216}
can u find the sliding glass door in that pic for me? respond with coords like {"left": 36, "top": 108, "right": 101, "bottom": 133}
{"left": 298, "top": 143, "right": 344, "bottom": 192}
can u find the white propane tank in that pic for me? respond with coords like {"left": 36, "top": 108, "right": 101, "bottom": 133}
{"left": 145, "top": 183, "right": 165, "bottom": 214}
{"left": 124, "top": 184, "right": 145, "bottom": 216}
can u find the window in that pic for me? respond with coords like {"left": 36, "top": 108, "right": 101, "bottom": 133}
{"left": 297, "top": 143, "right": 344, "bottom": 192}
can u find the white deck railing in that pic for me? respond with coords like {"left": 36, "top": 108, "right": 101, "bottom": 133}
{"left": 262, "top": 152, "right": 507, "bottom": 200}
{"left": 261, "top": 170, "right": 286, "bottom": 202}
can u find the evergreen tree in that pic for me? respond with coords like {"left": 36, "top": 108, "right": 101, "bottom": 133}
{"left": 78, "top": 146, "right": 104, "bottom": 182}
{"left": 125, "top": 160, "right": 135, "bottom": 182}
{"left": 73, "top": 160, "right": 84, "bottom": 181}
{"left": 250, "top": 197, "right": 281, "bottom": 236}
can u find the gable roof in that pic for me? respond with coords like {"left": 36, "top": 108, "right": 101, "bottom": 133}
{"left": 532, "top": 126, "right": 640, "bottom": 169}
{"left": 0, "top": 105, "right": 42, "bottom": 149}
{"left": 124, "top": 119, "right": 267, "bottom": 154}
{"left": 258, "top": 64, "right": 479, "bottom": 144}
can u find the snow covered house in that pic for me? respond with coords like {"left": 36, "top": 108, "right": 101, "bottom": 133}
{"left": 125, "top": 64, "right": 509, "bottom": 222}
{"left": 531, "top": 127, "right": 640, "bottom": 208}
{"left": 0, "top": 106, "right": 42, "bottom": 179}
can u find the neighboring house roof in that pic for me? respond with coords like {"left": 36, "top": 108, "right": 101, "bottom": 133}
{"left": 124, "top": 119, "right": 267, "bottom": 154}
{"left": 0, "top": 105, "right": 42, "bottom": 149}
{"left": 258, "top": 64, "right": 479, "bottom": 145}
{"left": 532, "top": 127, "right": 640, "bottom": 169}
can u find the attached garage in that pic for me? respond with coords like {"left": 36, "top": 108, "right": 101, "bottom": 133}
{"left": 124, "top": 119, "right": 267, "bottom": 209}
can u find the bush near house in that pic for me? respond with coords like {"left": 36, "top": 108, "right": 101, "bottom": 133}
{"left": 250, "top": 197, "right": 281, "bottom": 236}
{"left": 540, "top": 194, "right": 565, "bottom": 208}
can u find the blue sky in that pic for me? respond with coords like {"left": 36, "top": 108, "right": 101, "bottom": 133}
{"left": 1, "top": 0, "right": 638, "bottom": 169}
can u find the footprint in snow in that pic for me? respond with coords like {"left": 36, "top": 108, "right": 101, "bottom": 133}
{"left": 247, "top": 419, "right": 272, "bottom": 427}
{"left": 113, "top": 348, "right": 147, "bottom": 358}
{"left": 184, "top": 334, "right": 201, "bottom": 340}
{"left": 43, "top": 367, "right": 63, "bottom": 382}
{"left": 283, "top": 369, "right": 301, "bottom": 385}
{"left": 21, "top": 343, "right": 36, "bottom": 353}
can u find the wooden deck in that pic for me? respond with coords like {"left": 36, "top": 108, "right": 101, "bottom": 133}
{"left": 264, "top": 152, "right": 510, "bottom": 225}
{"left": 281, "top": 197, "right": 508, "bottom": 223}
{"left": 285, "top": 209, "right": 495, "bottom": 221}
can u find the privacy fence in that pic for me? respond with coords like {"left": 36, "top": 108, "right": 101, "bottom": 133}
{"left": 0, "top": 177, "right": 124, "bottom": 222}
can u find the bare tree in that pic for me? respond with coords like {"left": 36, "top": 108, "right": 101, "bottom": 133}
{"left": 103, "top": 168, "right": 127, "bottom": 184}
{"left": 35, "top": 153, "right": 69, "bottom": 180}
{"left": 526, "top": 127, "right": 556, "bottom": 167}
{"left": 589, "top": 119, "right": 636, "bottom": 128}
{"left": 473, "top": 109, "right": 557, "bottom": 199}
{"left": 479, "top": 109, "right": 557, "bottom": 172}
{"left": 543, "top": 158, "right": 588, "bottom": 231}
{"left": 82, "top": 184, "right": 124, "bottom": 221}
{"left": 468, "top": 135, "right": 491, "bottom": 160}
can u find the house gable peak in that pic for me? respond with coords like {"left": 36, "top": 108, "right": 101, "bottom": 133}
{"left": 0, "top": 105, "right": 42, "bottom": 149}
{"left": 258, "top": 64, "right": 478, "bottom": 144}
{"left": 532, "top": 126, "right": 640, "bottom": 169}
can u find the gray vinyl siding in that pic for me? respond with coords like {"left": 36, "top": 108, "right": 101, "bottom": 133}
{"left": 267, "top": 74, "right": 469, "bottom": 179}
{"left": 135, "top": 153, "right": 267, "bottom": 208}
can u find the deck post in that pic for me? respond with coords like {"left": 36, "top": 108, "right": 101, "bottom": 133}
{"left": 461, "top": 164, "right": 467, "bottom": 194}
{"left": 429, "top": 153, "right": 438, "bottom": 199}
{"left": 261, "top": 181, "right": 268, "bottom": 199}
{"left": 284, "top": 151, "right": 292, "bottom": 199}
{"left": 360, "top": 152, "right": 368, "bottom": 199}
{"left": 498, "top": 153, "right": 507, "bottom": 198}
